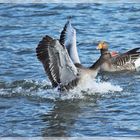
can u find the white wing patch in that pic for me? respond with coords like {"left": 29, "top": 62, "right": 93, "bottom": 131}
{"left": 60, "top": 19, "right": 81, "bottom": 64}
{"left": 134, "top": 57, "right": 140, "bottom": 70}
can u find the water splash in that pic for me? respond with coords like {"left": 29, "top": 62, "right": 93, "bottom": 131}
{"left": 0, "top": 78, "right": 123, "bottom": 101}
{"left": 59, "top": 78, "right": 123, "bottom": 100}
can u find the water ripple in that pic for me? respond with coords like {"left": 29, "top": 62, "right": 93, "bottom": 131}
{"left": 0, "top": 3, "right": 140, "bottom": 137}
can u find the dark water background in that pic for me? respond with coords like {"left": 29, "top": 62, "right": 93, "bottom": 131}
{"left": 0, "top": 3, "right": 140, "bottom": 136}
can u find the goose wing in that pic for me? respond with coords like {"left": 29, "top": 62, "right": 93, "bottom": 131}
{"left": 59, "top": 19, "right": 73, "bottom": 47}
{"left": 59, "top": 20, "right": 68, "bottom": 47}
{"left": 125, "top": 47, "right": 140, "bottom": 55}
{"left": 36, "top": 35, "right": 79, "bottom": 90}
{"left": 59, "top": 19, "right": 80, "bottom": 64}
{"left": 111, "top": 50, "right": 140, "bottom": 70}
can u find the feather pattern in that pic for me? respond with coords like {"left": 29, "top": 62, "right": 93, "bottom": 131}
{"left": 98, "top": 42, "right": 140, "bottom": 72}
{"left": 36, "top": 35, "right": 80, "bottom": 90}
{"left": 36, "top": 20, "right": 112, "bottom": 91}
{"left": 59, "top": 19, "right": 81, "bottom": 64}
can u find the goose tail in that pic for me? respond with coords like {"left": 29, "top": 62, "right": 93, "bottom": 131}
{"left": 127, "top": 47, "right": 140, "bottom": 70}
{"left": 134, "top": 57, "right": 140, "bottom": 70}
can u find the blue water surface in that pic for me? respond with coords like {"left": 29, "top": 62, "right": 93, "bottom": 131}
{"left": 0, "top": 3, "right": 140, "bottom": 137}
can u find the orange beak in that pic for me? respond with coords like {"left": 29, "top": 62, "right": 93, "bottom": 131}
{"left": 97, "top": 43, "right": 103, "bottom": 50}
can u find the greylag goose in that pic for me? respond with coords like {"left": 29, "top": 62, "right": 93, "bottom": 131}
{"left": 36, "top": 34, "right": 103, "bottom": 91}
{"left": 97, "top": 41, "right": 140, "bottom": 72}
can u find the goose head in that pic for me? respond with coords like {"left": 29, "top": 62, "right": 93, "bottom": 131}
{"left": 97, "top": 41, "right": 111, "bottom": 59}
{"left": 97, "top": 41, "right": 108, "bottom": 50}
{"left": 97, "top": 41, "right": 119, "bottom": 57}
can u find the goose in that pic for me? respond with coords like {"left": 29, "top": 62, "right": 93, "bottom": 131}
{"left": 60, "top": 19, "right": 140, "bottom": 73}
{"left": 36, "top": 35, "right": 103, "bottom": 91}
{"left": 97, "top": 41, "right": 140, "bottom": 72}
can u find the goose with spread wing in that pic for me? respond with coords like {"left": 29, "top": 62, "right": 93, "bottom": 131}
{"left": 36, "top": 35, "right": 103, "bottom": 91}
{"left": 36, "top": 19, "right": 103, "bottom": 91}
{"left": 97, "top": 41, "right": 140, "bottom": 72}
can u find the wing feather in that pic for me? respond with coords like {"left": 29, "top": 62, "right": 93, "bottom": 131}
{"left": 59, "top": 19, "right": 81, "bottom": 64}
{"left": 36, "top": 35, "right": 79, "bottom": 90}
{"left": 112, "top": 51, "right": 140, "bottom": 70}
{"left": 125, "top": 47, "right": 140, "bottom": 55}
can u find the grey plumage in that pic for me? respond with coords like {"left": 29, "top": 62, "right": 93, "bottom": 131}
{"left": 98, "top": 42, "right": 140, "bottom": 72}
{"left": 36, "top": 35, "right": 80, "bottom": 91}
{"left": 59, "top": 19, "right": 81, "bottom": 64}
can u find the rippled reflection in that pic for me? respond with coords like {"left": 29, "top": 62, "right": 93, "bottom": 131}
{"left": 0, "top": 3, "right": 140, "bottom": 137}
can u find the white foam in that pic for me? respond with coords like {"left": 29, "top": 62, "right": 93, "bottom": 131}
{"left": 78, "top": 78, "right": 122, "bottom": 93}
{"left": 0, "top": 79, "right": 123, "bottom": 101}
{"left": 58, "top": 78, "right": 123, "bottom": 100}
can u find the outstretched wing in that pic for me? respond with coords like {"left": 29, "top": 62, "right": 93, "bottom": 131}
{"left": 36, "top": 35, "right": 79, "bottom": 90}
{"left": 59, "top": 19, "right": 72, "bottom": 47}
{"left": 59, "top": 19, "right": 80, "bottom": 64}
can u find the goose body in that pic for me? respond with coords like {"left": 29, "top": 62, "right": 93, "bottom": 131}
{"left": 36, "top": 35, "right": 101, "bottom": 91}
{"left": 97, "top": 42, "right": 140, "bottom": 72}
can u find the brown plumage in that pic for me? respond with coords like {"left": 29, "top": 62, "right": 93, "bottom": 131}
{"left": 97, "top": 41, "right": 140, "bottom": 72}
{"left": 36, "top": 35, "right": 104, "bottom": 91}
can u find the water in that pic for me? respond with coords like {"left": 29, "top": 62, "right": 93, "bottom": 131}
{"left": 0, "top": 3, "right": 140, "bottom": 137}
